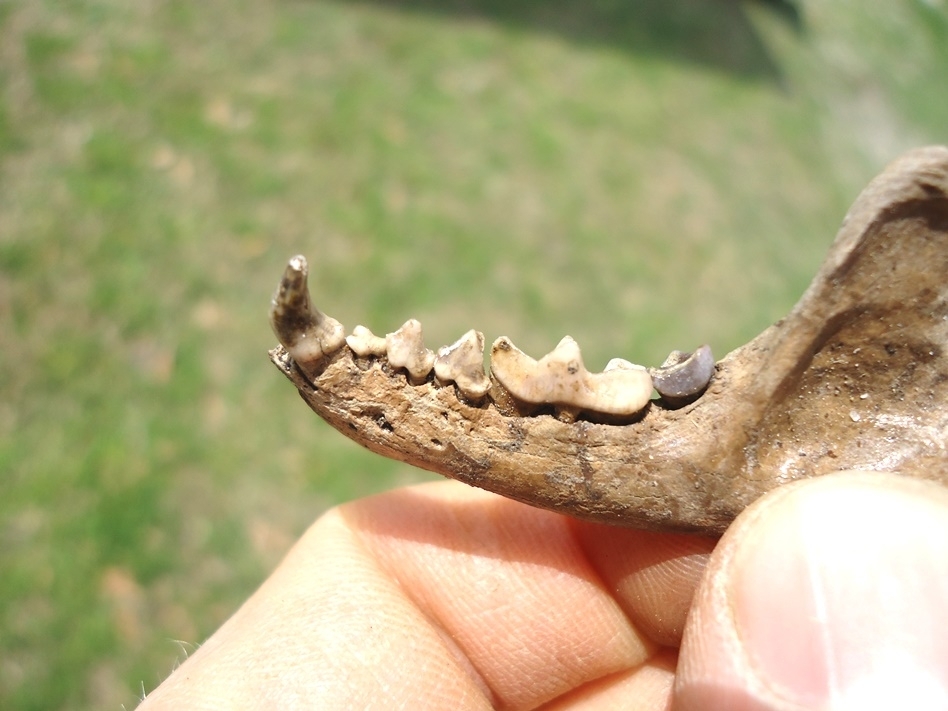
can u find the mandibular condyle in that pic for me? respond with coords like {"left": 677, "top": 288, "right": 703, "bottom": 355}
{"left": 270, "top": 146, "right": 948, "bottom": 535}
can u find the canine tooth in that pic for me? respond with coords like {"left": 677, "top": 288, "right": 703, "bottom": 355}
{"left": 649, "top": 345, "right": 715, "bottom": 400}
{"left": 386, "top": 319, "right": 435, "bottom": 384}
{"left": 269, "top": 255, "right": 346, "bottom": 372}
{"left": 346, "top": 325, "right": 388, "bottom": 357}
{"left": 490, "top": 336, "right": 653, "bottom": 417}
{"left": 434, "top": 329, "right": 491, "bottom": 400}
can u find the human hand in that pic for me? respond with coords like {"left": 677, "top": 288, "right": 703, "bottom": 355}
{"left": 140, "top": 471, "right": 948, "bottom": 710}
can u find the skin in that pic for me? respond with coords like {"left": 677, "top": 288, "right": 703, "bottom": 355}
{"left": 140, "top": 471, "right": 948, "bottom": 710}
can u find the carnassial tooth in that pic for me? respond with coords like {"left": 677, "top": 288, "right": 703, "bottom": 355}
{"left": 649, "top": 345, "right": 715, "bottom": 402}
{"left": 269, "top": 255, "right": 346, "bottom": 373}
{"left": 434, "top": 330, "right": 491, "bottom": 401}
{"left": 346, "top": 325, "right": 388, "bottom": 357}
{"left": 490, "top": 336, "right": 653, "bottom": 417}
{"left": 386, "top": 319, "right": 435, "bottom": 385}
{"left": 604, "top": 357, "right": 649, "bottom": 373}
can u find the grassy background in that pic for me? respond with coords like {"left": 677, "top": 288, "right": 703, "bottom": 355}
{"left": 1, "top": 0, "right": 946, "bottom": 708}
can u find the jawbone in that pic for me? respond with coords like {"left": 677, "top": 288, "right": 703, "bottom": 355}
{"left": 270, "top": 146, "right": 948, "bottom": 535}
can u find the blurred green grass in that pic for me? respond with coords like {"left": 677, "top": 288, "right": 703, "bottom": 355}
{"left": 1, "top": 0, "right": 946, "bottom": 707}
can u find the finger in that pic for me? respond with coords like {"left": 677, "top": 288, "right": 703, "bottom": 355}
{"left": 570, "top": 522, "right": 717, "bottom": 647}
{"left": 540, "top": 649, "right": 678, "bottom": 711}
{"left": 141, "top": 495, "right": 496, "bottom": 709}
{"left": 674, "top": 471, "right": 948, "bottom": 711}
{"left": 344, "top": 481, "right": 657, "bottom": 710}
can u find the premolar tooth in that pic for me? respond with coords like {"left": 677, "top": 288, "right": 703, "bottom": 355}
{"left": 434, "top": 329, "right": 491, "bottom": 401}
{"left": 346, "top": 325, "right": 388, "bottom": 357}
{"left": 386, "top": 319, "right": 435, "bottom": 385}
{"left": 490, "top": 336, "right": 653, "bottom": 417}
{"left": 269, "top": 255, "right": 346, "bottom": 373}
{"left": 649, "top": 345, "right": 715, "bottom": 402}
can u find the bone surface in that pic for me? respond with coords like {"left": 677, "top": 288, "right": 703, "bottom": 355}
{"left": 270, "top": 146, "right": 948, "bottom": 534}
{"left": 434, "top": 330, "right": 491, "bottom": 400}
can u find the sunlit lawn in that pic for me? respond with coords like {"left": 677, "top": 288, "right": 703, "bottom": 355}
{"left": 1, "top": 0, "right": 946, "bottom": 707}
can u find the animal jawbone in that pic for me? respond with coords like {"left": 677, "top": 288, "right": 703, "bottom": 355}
{"left": 270, "top": 146, "right": 948, "bottom": 535}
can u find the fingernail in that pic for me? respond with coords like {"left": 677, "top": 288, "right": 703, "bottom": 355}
{"left": 731, "top": 476, "right": 948, "bottom": 709}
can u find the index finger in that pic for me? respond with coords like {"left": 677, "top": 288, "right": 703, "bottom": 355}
{"left": 346, "top": 480, "right": 714, "bottom": 708}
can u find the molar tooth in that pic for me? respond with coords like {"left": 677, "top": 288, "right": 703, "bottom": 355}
{"left": 386, "top": 319, "right": 435, "bottom": 385}
{"left": 269, "top": 255, "right": 346, "bottom": 373}
{"left": 434, "top": 329, "right": 491, "bottom": 401}
{"left": 649, "top": 345, "right": 715, "bottom": 402}
{"left": 490, "top": 336, "right": 653, "bottom": 417}
{"left": 346, "top": 325, "right": 388, "bottom": 357}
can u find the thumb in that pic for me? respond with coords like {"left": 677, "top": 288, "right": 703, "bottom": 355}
{"left": 674, "top": 471, "right": 948, "bottom": 711}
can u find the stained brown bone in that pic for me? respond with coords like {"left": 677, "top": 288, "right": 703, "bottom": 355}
{"left": 269, "top": 146, "right": 948, "bottom": 535}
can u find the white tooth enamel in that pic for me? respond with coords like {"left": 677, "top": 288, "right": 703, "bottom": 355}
{"left": 604, "top": 357, "right": 648, "bottom": 373}
{"left": 346, "top": 325, "right": 388, "bottom": 357}
{"left": 491, "top": 336, "right": 653, "bottom": 416}
{"left": 434, "top": 329, "right": 491, "bottom": 400}
{"left": 386, "top": 319, "right": 435, "bottom": 384}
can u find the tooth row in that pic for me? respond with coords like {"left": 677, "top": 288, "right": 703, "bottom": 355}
{"left": 344, "top": 322, "right": 657, "bottom": 414}
{"left": 347, "top": 322, "right": 490, "bottom": 399}
{"left": 271, "top": 257, "right": 711, "bottom": 414}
